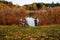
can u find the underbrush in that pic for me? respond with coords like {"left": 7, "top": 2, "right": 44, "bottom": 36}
{"left": 0, "top": 24, "right": 60, "bottom": 40}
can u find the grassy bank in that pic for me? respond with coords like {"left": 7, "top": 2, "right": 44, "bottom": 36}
{"left": 0, "top": 24, "right": 60, "bottom": 40}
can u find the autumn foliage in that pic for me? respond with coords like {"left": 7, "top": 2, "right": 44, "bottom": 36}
{"left": 0, "top": 1, "right": 60, "bottom": 25}
{"left": 0, "top": 7, "right": 27, "bottom": 25}
{"left": 38, "top": 7, "right": 60, "bottom": 25}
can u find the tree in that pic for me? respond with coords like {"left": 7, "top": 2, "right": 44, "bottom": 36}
{"left": 33, "top": 3, "right": 38, "bottom": 10}
{"left": 41, "top": 3, "right": 46, "bottom": 10}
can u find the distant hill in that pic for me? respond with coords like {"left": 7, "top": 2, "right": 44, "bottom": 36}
{"left": 0, "top": 1, "right": 20, "bottom": 8}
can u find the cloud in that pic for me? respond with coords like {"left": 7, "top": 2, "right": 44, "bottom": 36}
{"left": 5, "top": 0, "right": 60, "bottom": 6}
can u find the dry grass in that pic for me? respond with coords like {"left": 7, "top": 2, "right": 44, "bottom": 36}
{"left": 0, "top": 24, "right": 60, "bottom": 40}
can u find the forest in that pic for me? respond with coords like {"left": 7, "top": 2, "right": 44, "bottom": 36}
{"left": 0, "top": 1, "right": 60, "bottom": 25}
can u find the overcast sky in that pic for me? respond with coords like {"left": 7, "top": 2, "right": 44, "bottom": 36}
{"left": 5, "top": 0, "right": 60, "bottom": 6}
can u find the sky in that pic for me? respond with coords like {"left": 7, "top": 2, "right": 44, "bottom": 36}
{"left": 5, "top": 0, "right": 60, "bottom": 6}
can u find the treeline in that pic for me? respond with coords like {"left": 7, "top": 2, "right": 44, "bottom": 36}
{"left": 0, "top": 1, "right": 60, "bottom": 10}
{"left": 0, "top": 1, "right": 20, "bottom": 8}
{"left": 0, "top": 1, "right": 60, "bottom": 25}
{"left": 24, "top": 2, "right": 60, "bottom": 10}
